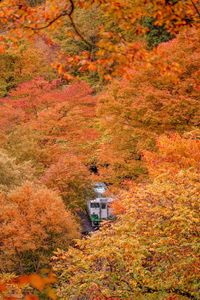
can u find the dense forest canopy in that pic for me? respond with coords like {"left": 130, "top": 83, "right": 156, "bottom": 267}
{"left": 0, "top": 0, "right": 199, "bottom": 299}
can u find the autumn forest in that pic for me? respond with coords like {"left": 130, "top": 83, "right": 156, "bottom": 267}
{"left": 0, "top": 0, "right": 199, "bottom": 299}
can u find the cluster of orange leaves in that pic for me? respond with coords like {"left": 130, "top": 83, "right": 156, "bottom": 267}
{"left": 0, "top": 273, "right": 56, "bottom": 300}
{"left": 0, "top": 0, "right": 199, "bottom": 79}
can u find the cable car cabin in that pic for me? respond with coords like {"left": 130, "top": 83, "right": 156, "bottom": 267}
{"left": 87, "top": 197, "right": 113, "bottom": 227}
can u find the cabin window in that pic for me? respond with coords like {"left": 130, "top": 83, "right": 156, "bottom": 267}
{"left": 101, "top": 203, "right": 106, "bottom": 209}
{"left": 90, "top": 203, "right": 100, "bottom": 208}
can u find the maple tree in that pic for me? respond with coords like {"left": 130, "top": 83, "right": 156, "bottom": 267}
{"left": 0, "top": 79, "right": 98, "bottom": 173}
{"left": 96, "top": 27, "right": 200, "bottom": 185}
{"left": 0, "top": 0, "right": 199, "bottom": 80}
{"left": 0, "top": 77, "right": 60, "bottom": 134}
{"left": 41, "top": 153, "right": 93, "bottom": 210}
{"left": 0, "top": 183, "right": 80, "bottom": 274}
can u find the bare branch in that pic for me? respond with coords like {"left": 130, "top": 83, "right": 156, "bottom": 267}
{"left": 24, "top": 12, "right": 68, "bottom": 31}
{"left": 24, "top": 1, "right": 74, "bottom": 31}
{"left": 68, "top": 15, "right": 94, "bottom": 49}
{"left": 190, "top": 0, "right": 200, "bottom": 17}
{"left": 24, "top": 0, "right": 93, "bottom": 48}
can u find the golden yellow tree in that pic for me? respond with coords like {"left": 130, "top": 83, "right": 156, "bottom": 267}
{"left": 52, "top": 134, "right": 200, "bottom": 300}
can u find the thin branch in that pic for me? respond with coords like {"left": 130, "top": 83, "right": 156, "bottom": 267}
{"left": 67, "top": 0, "right": 94, "bottom": 48}
{"left": 190, "top": 0, "right": 200, "bottom": 17}
{"left": 24, "top": 0, "right": 74, "bottom": 31}
{"left": 3, "top": 0, "right": 128, "bottom": 56}
{"left": 25, "top": 11, "right": 70, "bottom": 31}
{"left": 68, "top": 15, "right": 94, "bottom": 49}
{"left": 24, "top": 0, "right": 94, "bottom": 48}
{"left": 68, "top": 0, "right": 74, "bottom": 16}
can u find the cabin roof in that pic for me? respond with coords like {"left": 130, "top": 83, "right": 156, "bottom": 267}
{"left": 88, "top": 197, "right": 113, "bottom": 203}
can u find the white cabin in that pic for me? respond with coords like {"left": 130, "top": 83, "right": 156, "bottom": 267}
{"left": 87, "top": 197, "right": 113, "bottom": 221}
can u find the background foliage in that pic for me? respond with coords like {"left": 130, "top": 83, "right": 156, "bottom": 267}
{"left": 0, "top": 0, "right": 199, "bottom": 299}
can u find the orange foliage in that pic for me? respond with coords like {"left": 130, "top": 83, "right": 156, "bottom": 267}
{"left": 0, "top": 183, "right": 80, "bottom": 273}
{"left": 0, "top": 2, "right": 199, "bottom": 298}
{"left": 0, "top": 79, "right": 99, "bottom": 173}
{"left": 0, "top": 272, "right": 57, "bottom": 300}
{"left": 52, "top": 130, "right": 200, "bottom": 299}
{"left": 0, "top": 0, "right": 199, "bottom": 78}
{"left": 97, "top": 28, "right": 200, "bottom": 185}
{"left": 143, "top": 133, "right": 200, "bottom": 178}
{"left": 41, "top": 153, "right": 92, "bottom": 209}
